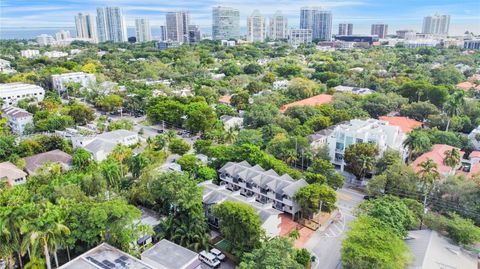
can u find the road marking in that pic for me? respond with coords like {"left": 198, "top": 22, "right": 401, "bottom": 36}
{"left": 339, "top": 188, "right": 365, "bottom": 198}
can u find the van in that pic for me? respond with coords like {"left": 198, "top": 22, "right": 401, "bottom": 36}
{"left": 199, "top": 250, "right": 220, "bottom": 268}
{"left": 210, "top": 248, "right": 226, "bottom": 261}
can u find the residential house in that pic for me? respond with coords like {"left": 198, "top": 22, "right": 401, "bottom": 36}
{"left": 218, "top": 161, "right": 308, "bottom": 218}
{"left": 23, "top": 149, "right": 73, "bottom": 175}
{"left": 273, "top": 80, "right": 289, "bottom": 90}
{"left": 327, "top": 118, "right": 408, "bottom": 173}
{"left": 405, "top": 230, "right": 477, "bottom": 269}
{"left": 0, "top": 161, "right": 27, "bottom": 186}
{"left": 468, "top": 125, "right": 480, "bottom": 150}
{"left": 378, "top": 116, "right": 422, "bottom": 133}
{"left": 141, "top": 239, "right": 202, "bottom": 269}
{"left": 280, "top": 94, "right": 333, "bottom": 113}
{"left": 411, "top": 144, "right": 464, "bottom": 178}
{"left": 1, "top": 106, "right": 33, "bottom": 134}
{"left": 334, "top": 85, "right": 375, "bottom": 95}
{"left": 220, "top": 115, "right": 243, "bottom": 130}
{"left": 73, "top": 129, "right": 139, "bottom": 161}
{"left": 218, "top": 95, "right": 232, "bottom": 106}
{"left": 458, "top": 151, "right": 480, "bottom": 179}
{"left": 308, "top": 126, "right": 335, "bottom": 153}
{"left": 456, "top": 81, "right": 480, "bottom": 91}
{"left": 58, "top": 243, "right": 154, "bottom": 269}
{"left": 200, "top": 180, "right": 282, "bottom": 238}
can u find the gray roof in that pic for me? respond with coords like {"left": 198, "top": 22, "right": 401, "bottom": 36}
{"left": 0, "top": 161, "right": 27, "bottom": 183}
{"left": 97, "top": 129, "right": 137, "bottom": 141}
{"left": 218, "top": 161, "right": 308, "bottom": 196}
{"left": 405, "top": 230, "right": 477, "bottom": 269}
{"left": 83, "top": 129, "right": 137, "bottom": 156}
{"left": 23, "top": 149, "right": 72, "bottom": 175}
{"left": 141, "top": 239, "right": 201, "bottom": 269}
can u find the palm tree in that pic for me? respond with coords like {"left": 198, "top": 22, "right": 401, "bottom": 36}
{"left": 403, "top": 130, "right": 432, "bottom": 162}
{"left": 100, "top": 160, "right": 122, "bottom": 190}
{"left": 418, "top": 159, "right": 440, "bottom": 193}
{"left": 359, "top": 155, "right": 374, "bottom": 180}
{"left": 171, "top": 220, "right": 209, "bottom": 252}
{"left": 223, "top": 128, "right": 238, "bottom": 144}
{"left": 0, "top": 207, "right": 26, "bottom": 269}
{"left": 444, "top": 91, "right": 465, "bottom": 132}
{"left": 443, "top": 148, "right": 461, "bottom": 174}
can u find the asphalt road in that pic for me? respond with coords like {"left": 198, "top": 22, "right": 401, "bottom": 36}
{"left": 305, "top": 187, "right": 365, "bottom": 269}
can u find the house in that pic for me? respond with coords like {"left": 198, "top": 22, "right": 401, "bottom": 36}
{"left": 200, "top": 180, "right": 282, "bottom": 238}
{"left": 411, "top": 144, "right": 464, "bottom": 178}
{"left": 51, "top": 72, "right": 96, "bottom": 92}
{"left": 195, "top": 154, "right": 209, "bottom": 164}
{"left": 58, "top": 243, "right": 154, "bottom": 269}
{"left": 1, "top": 106, "right": 33, "bottom": 135}
{"left": 458, "top": 151, "right": 480, "bottom": 179}
{"left": 456, "top": 81, "right": 480, "bottom": 91}
{"left": 273, "top": 80, "right": 289, "bottom": 90}
{"left": 280, "top": 94, "right": 334, "bottom": 113}
{"left": 405, "top": 230, "right": 477, "bottom": 269}
{"left": 220, "top": 115, "right": 243, "bottom": 130}
{"left": 468, "top": 125, "right": 480, "bottom": 150}
{"left": 20, "top": 49, "right": 40, "bottom": 58}
{"left": 308, "top": 126, "right": 335, "bottom": 152}
{"left": 218, "top": 161, "right": 308, "bottom": 218}
{"left": 0, "top": 83, "right": 45, "bottom": 108}
{"left": 135, "top": 207, "right": 161, "bottom": 247}
{"left": 334, "top": 85, "right": 375, "bottom": 95}
{"left": 327, "top": 118, "right": 408, "bottom": 173}
{"left": 218, "top": 95, "right": 232, "bottom": 106}
{"left": 73, "top": 129, "right": 139, "bottom": 161}
{"left": 0, "top": 161, "right": 27, "bottom": 186}
{"left": 23, "top": 149, "right": 73, "bottom": 175}
{"left": 141, "top": 239, "right": 202, "bottom": 269}
{"left": 0, "top": 59, "right": 16, "bottom": 74}
{"left": 378, "top": 116, "right": 422, "bottom": 133}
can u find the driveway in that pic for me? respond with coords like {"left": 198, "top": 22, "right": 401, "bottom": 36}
{"left": 304, "top": 187, "right": 365, "bottom": 269}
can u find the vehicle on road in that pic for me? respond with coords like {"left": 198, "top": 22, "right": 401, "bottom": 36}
{"left": 199, "top": 250, "right": 221, "bottom": 268}
{"left": 210, "top": 248, "right": 226, "bottom": 261}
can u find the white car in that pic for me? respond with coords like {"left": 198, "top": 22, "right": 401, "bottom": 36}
{"left": 199, "top": 250, "right": 220, "bottom": 268}
{"left": 210, "top": 248, "right": 226, "bottom": 261}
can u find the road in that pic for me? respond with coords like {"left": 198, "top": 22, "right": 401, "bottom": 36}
{"left": 305, "top": 187, "right": 365, "bottom": 269}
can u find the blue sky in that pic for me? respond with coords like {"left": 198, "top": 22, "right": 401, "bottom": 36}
{"left": 1, "top": 0, "right": 479, "bottom": 35}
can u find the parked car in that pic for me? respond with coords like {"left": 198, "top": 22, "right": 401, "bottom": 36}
{"left": 199, "top": 250, "right": 220, "bottom": 268}
{"left": 210, "top": 248, "right": 226, "bottom": 261}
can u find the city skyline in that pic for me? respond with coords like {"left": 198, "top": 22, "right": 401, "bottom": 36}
{"left": 0, "top": 0, "right": 479, "bottom": 38}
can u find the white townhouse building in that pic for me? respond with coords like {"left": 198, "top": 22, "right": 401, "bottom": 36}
{"left": 51, "top": 72, "right": 96, "bottom": 92}
{"left": 326, "top": 118, "right": 407, "bottom": 171}
{"left": 20, "top": 49, "right": 40, "bottom": 58}
{"left": 43, "top": 51, "right": 68, "bottom": 58}
{"left": 0, "top": 82, "right": 45, "bottom": 108}
{"left": 1, "top": 106, "right": 33, "bottom": 134}
{"left": 219, "top": 115, "right": 243, "bottom": 130}
{"left": 218, "top": 161, "right": 308, "bottom": 218}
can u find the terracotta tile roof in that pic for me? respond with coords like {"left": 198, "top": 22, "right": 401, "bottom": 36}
{"left": 468, "top": 74, "right": 480, "bottom": 82}
{"left": 467, "top": 163, "right": 480, "bottom": 179}
{"left": 280, "top": 94, "right": 334, "bottom": 113}
{"left": 218, "top": 95, "right": 231, "bottom": 104}
{"left": 411, "top": 144, "right": 464, "bottom": 175}
{"left": 456, "top": 81, "right": 480, "bottom": 91}
{"left": 379, "top": 116, "right": 422, "bottom": 133}
{"left": 470, "top": 151, "right": 480, "bottom": 159}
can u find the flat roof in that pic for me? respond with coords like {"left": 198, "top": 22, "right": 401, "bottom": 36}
{"left": 141, "top": 239, "right": 200, "bottom": 269}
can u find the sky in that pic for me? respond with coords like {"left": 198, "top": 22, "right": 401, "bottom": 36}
{"left": 1, "top": 0, "right": 479, "bottom": 37}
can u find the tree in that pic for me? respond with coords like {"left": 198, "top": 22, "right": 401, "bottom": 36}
{"left": 185, "top": 102, "right": 216, "bottom": 134}
{"left": 243, "top": 63, "right": 263, "bottom": 75}
{"left": 169, "top": 138, "right": 191, "bottom": 155}
{"left": 238, "top": 237, "right": 304, "bottom": 269}
{"left": 443, "top": 148, "right": 461, "bottom": 174}
{"left": 107, "top": 119, "right": 134, "bottom": 131}
{"left": 307, "top": 159, "right": 344, "bottom": 189}
{"left": 294, "top": 183, "right": 337, "bottom": 219}
{"left": 367, "top": 162, "right": 420, "bottom": 197}
{"left": 399, "top": 81, "right": 448, "bottom": 107}
{"left": 128, "top": 153, "right": 150, "bottom": 179}
{"left": 417, "top": 159, "right": 440, "bottom": 193}
{"left": 444, "top": 91, "right": 466, "bottom": 131}
{"left": 196, "top": 166, "right": 217, "bottom": 182}
{"left": 305, "top": 115, "right": 331, "bottom": 132}
{"left": 244, "top": 103, "right": 279, "bottom": 128}
{"left": 176, "top": 154, "right": 199, "bottom": 173}
{"left": 147, "top": 100, "right": 185, "bottom": 124}
{"left": 286, "top": 78, "right": 318, "bottom": 100}
{"left": 341, "top": 215, "right": 411, "bottom": 269}
{"left": 81, "top": 63, "right": 97, "bottom": 74}
{"left": 400, "top": 101, "right": 440, "bottom": 121}
{"left": 444, "top": 212, "right": 480, "bottom": 245}
{"left": 375, "top": 149, "right": 401, "bottom": 174}
{"left": 213, "top": 201, "right": 264, "bottom": 255}
{"left": 72, "top": 148, "right": 92, "bottom": 170}
{"left": 230, "top": 91, "right": 250, "bottom": 110}
{"left": 0, "top": 135, "right": 18, "bottom": 162}
{"left": 95, "top": 94, "right": 123, "bottom": 112}
{"left": 344, "top": 143, "right": 379, "bottom": 180}
{"left": 362, "top": 93, "right": 407, "bottom": 118}
{"left": 403, "top": 130, "right": 432, "bottom": 161}
{"left": 67, "top": 103, "right": 95, "bottom": 125}
{"left": 276, "top": 65, "right": 301, "bottom": 78}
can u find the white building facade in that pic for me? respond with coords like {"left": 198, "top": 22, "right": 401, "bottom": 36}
{"left": 51, "top": 72, "right": 96, "bottom": 92}
{"left": 20, "top": 49, "right": 40, "bottom": 58}
{"left": 75, "top": 13, "right": 98, "bottom": 42}
{"left": 96, "top": 6, "right": 128, "bottom": 43}
{"left": 269, "top": 11, "right": 288, "bottom": 40}
{"left": 247, "top": 10, "right": 266, "bottom": 42}
{"left": 135, "top": 18, "right": 152, "bottom": 43}
{"left": 289, "top": 29, "right": 312, "bottom": 47}
{"left": 0, "top": 83, "right": 45, "bottom": 108}
{"left": 36, "top": 34, "right": 55, "bottom": 46}
{"left": 212, "top": 6, "right": 240, "bottom": 40}
{"left": 422, "top": 14, "right": 450, "bottom": 35}
{"left": 166, "top": 11, "right": 190, "bottom": 43}
{"left": 1, "top": 106, "right": 33, "bottom": 135}
{"left": 300, "top": 7, "right": 332, "bottom": 41}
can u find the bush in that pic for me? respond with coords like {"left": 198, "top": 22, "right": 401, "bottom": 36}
{"left": 169, "top": 138, "right": 191, "bottom": 155}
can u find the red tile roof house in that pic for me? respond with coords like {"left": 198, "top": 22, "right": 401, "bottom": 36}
{"left": 456, "top": 81, "right": 480, "bottom": 91}
{"left": 378, "top": 116, "right": 422, "bottom": 133}
{"left": 411, "top": 144, "right": 465, "bottom": 178}
{"left": 280, "top": 94, "right": 334, "bottom": 113}
{"left": 458, "top": 151, "right": 480, "bottom": 179}
{"left": 217, "top": 95, "right": 232, "bottom": 105}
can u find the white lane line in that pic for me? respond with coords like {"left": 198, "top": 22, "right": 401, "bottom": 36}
{"left": 332, "top": 223, "right": 343, "bottom": 233}
{"left": 339, "top": 189, "right": 365, "bottom": 198}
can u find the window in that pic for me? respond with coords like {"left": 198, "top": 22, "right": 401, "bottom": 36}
{"left": 335, "top": 142, "right": 344, "bottom": 151}
{"left": 345, "top": 136, "right": 353, "bottom": 147}
{"left": 356, "top": 138, "right": 363, "bottom": 143}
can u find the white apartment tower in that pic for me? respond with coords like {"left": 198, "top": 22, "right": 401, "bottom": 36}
{"left": 96, "top": 7, "right": 128, "bottom": 43}
{"left": 212, "top": 6, "right": 240, "bottom": 40}
{"left": 300, "top": 7, "right": 332, "bottom": 41}
{"left": 75, "top": 13, "right": 98, "bottom": 42}
{"left": 247, "top": 10, "right": 266, "bottom": 42}
{"left": 269, "top": 11, "right": 288, "bottom": 40}
{"left": 135, "top": 18, "right": 152, "bottom": 42}
{"left": 166, "top": 11, "right": 190, "bottom": 43}
{"left": 55, "top": 30, "right": 71, "bottom": 41}
{"left": 371, "top": 24, "right": 388, "bottom": 38}
{"left": 338, "top": 23, "right": 353, "bottom": 36}
{"left": 422, "top": 14, "right": 450, "bottom": 35}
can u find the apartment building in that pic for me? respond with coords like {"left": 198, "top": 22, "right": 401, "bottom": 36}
{"left": 1, "top": 106, "right": 33, "bottom": 134}
{"left": 51, "top": 72, "right": 96, "bottom": 92}
{"left": 0, "top": 82, "right": 45, "bottom": 108}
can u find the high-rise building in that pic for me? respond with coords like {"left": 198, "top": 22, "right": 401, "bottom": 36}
{"left": 289, "top": 29, "right": 312, "bottom": 47}
{"left": 55, "top": 30, "right": 71, "bottom": 41}
{"left": 166, "top": 11, "right": 190, "bottom": 43}
{"left": 247, "top": 10, "right": 266, "bottom": 42}
{"left": 159, "top": 25, "right": 167, "bottom": 41}
{"left": 188, "top": 25, "right": 201, "bottom": 44}
{"left": 396, "top": 30, "right": 416, "bottom": 39}
{"left": 269, "top": 11, "right": 288, "bottom": 40}
{"left": 36, "top": 34, "right": 55, "bottom": 46}
{"left": 135, "top": 18, "right": 152, "bottom": 42}
{"left": 338, "top": 23, "right": 353, "bottom": 36}
{"left": 75, "top": 13, "right": 98, "bottom": 42}
{"left": 300, "top": 7, "right": 332, "bottom": 41}
{"left": 422, "top": 14, "right": 450, "bottom": 35}
{"left": 96, "top": 7, "right": 128, "bottom": 43}
{"left": 212, "top": 6, "right": 240, "bottom": 40}
{"left": 371, "top": 24, "right": 388, "bottom": 38}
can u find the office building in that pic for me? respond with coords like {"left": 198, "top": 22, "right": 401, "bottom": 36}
{"left": 55, "top": 30, "right": 71, "bottom": 41}
{"left": 156, "top": 40, "right": 181, "bottom": 50}
{"left": 166, "top": 11, "right": 190, "bottom": 43}
{"left": 96, "top": 7, "right": 128, "bottom": 43}
{"left": 289, "top": 29, "right": 312, "bottom": 47}
{"left": 396, "top": 29, "right": 416, "bottom": 39}
{"left": 0, "top": 83, "right": 45, "bottom": 108}
{"left": 159, "top": 25, "right": 167, "bottom": 41}
{"left": 212, "top": 6, "right": 240, "bottom": 40}
{"left": 51, "top": 72, "right": 96, "bottom": 93}
{"left": 1, "top": 106, "right": 33, "bottom": 135}
{"left": 422, "top": 14, "right": 450, "bottom": 35}
{"left": 464, "top": 39, "right": 480, "bottom": 50}
{"left": 300, "top": 7, "right": 332, "bottom": 41}
{"left": 268, "top": 11, "right": 288, "bottom": 40}
{"left": 247, "top": 10, "right": 266, "bottom": 42}
{"left": 135, "top": 18, "right": 152, "bottom": 42}
{"left": 188, "top": 25, "right": 201, "bottom": 44}
{"left": 338, "top": 23, "right": 353, "bottom": 36}
{"left": 371, "top": 24, "right": 388, "bottom": 38}
{"left": 75, "top": 13, "right": 98, "bottom": 42}
{"left": 36, "top": 34, "right": 55, "bottom": 46}
{"left": 20, "top": 49, "right": 40, "bottom": 58}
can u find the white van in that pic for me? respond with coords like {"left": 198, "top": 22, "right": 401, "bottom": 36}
{"left": 210, "top": 248, "right": 226, "bottom": 261}
{"left": 199, "top": 250, "right": 221, "bottom": 268}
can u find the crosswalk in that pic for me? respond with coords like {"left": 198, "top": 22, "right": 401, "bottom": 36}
{"left": 320, "top": 212, "right": 346, "bottom": 238}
